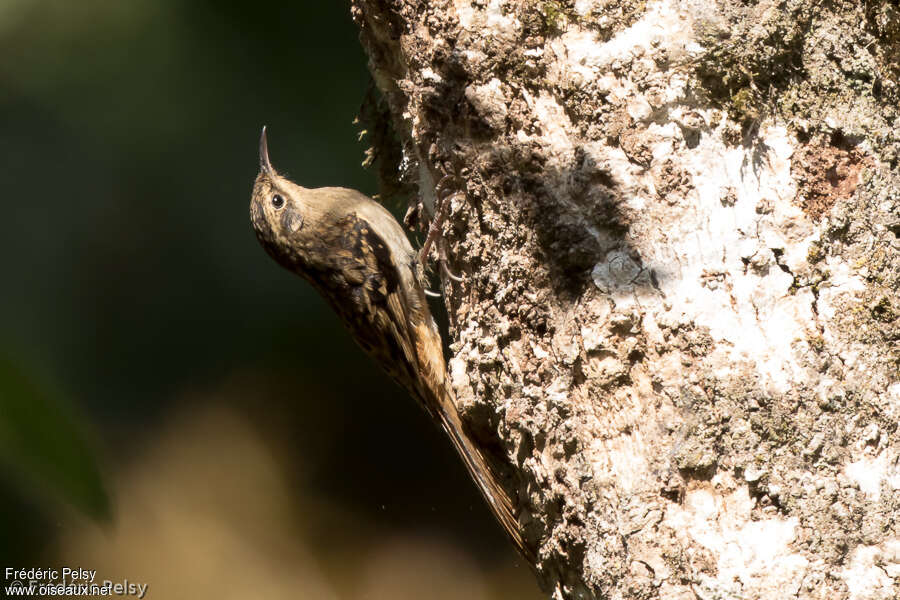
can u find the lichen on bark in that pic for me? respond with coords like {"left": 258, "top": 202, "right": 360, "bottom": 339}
{"left": 351, "top": 1, "right": 900, "bottom": 598}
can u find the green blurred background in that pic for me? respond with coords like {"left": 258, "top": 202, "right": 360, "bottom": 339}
{"left": 0, "top": 1, "right": 539, "bottom": 597}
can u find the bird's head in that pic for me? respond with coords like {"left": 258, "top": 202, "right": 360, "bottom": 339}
{"left": 249, "top": 126, "right": 322, "bottom": 271}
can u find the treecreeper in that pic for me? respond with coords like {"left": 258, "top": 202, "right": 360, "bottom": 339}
{"left": 249, "top": 127, "right": 531, "bottom": 562}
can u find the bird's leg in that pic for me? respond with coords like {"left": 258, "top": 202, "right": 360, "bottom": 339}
{"left": 419, "top": 174, "right": 464, "bottom": 287}
{"left": 417, "top": 175, "right": 453, "bottom": 267}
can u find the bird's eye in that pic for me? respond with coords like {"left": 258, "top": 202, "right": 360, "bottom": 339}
{"left": 271, "top": 194, "right": 285, "bottom": 209}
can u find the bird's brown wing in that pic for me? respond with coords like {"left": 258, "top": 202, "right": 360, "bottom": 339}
{"left": 322, "top": 213, "right": 533, "bottom": 563}
{"left": 317, "top": 213, "right": 426, "bottom": 404}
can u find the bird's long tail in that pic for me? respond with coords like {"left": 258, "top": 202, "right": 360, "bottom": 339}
{"left": 434, "top": 388, "right": 534, "bottom": 564}
{"left": 411, "top": 318, "right": 533, "bottom": 563}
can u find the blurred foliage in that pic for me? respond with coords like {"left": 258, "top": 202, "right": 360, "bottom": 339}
{"left": 0, "top": 0, "right": 374, "bottom": 423}
{"left": 0, "top": 352, "right": 108, "bottom": 520}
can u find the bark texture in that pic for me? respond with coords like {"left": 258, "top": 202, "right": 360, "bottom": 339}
{"left": 351, "top": 1, "right": 900, "bottom": 598}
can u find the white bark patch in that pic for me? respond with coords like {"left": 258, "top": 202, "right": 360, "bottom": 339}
{"left": 560, "top": 0, "right": 695, "bottom": 73}
{"left": 573, "top": 0, "right": 599, "bottom": 17}
{"left": 581, "top": 117, "right": 868, "bottom": 394}
{"left": 589, "top": 412, "right": 651, "bottom": 493}
{"left": 532, "top": 92, "right": 576, "bottom": 158}
{"left": 838, "top": 543, "right": 899, "bottom": 599}
{"left": 845, "top": 451, "right": 900, "bottom": 501}
{"left": 888, "top": 384, "right": 900, "bottom": 421}
{"left": 663, "top": 477, "right": 808, "bottom": 598}
{"left": 580, "top": 300, "right": 612, "bottom": 352}
{"left": 453, "top": 0, "right": 519, "bottom": 37}
{"left": 647, "top": 126, "right": 810, "bottom": 393}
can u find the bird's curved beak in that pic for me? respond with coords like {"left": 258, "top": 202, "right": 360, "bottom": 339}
{"left": 259, "top": 126, "right": 274, "bottom": 175}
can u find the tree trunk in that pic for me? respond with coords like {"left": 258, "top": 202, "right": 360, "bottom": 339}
{"left": 351, "top": 1, "right": 900, "bottom": 598}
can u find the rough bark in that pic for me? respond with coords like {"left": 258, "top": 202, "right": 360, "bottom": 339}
{"left": 350, "top": 1, "right": 900, "bottom": 598}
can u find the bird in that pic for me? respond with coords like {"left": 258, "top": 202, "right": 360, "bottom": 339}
{"left": 249, "top": 127, "right": 531, "bottom": 562}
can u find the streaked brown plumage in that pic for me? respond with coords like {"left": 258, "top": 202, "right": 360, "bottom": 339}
{"left": 249, "top": 127, "right": 530, "bottom": 561}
